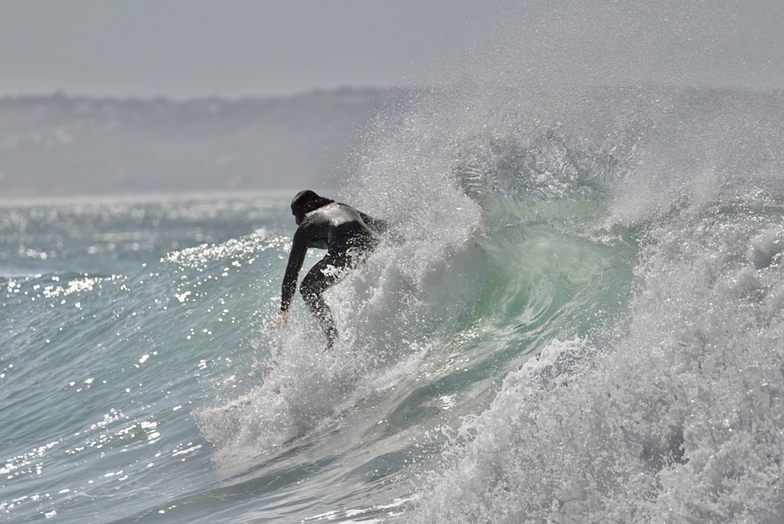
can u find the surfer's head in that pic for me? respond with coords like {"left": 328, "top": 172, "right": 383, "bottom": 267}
{"left": 291, "top": 190, "right": 335, "bottom": 224}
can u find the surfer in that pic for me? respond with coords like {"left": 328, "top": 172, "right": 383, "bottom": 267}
{"left": 273, "top": 190, "right": 388, "bottom": 350}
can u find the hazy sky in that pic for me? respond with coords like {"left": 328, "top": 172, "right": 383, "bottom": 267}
{"left": 1, "top": 0, "right": 783, "bottom": 99}
{"left": 0, "top": 0, "right": 505, "bottom": 99}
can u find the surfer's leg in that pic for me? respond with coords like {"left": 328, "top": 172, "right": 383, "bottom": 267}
{"left": 300, "top": 256, "right": 346, "bottom": 348}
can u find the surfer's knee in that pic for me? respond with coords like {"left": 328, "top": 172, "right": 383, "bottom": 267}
{"left": 299, "top": 279, "right": 323, "bottom": 310}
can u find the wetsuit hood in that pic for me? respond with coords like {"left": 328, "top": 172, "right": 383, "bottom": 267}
{"left": 291, "top": 190, "right": 335, "bottom": 224}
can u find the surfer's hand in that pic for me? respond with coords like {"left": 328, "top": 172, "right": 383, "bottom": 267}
{"left": 272, "top": 310, "right": 289, "bottom": 331}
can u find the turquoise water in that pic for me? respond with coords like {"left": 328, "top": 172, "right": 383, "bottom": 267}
{"left": 4, "top": 82, "right": 784, "bottom": 522}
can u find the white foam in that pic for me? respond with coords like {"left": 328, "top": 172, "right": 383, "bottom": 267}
{"left": 414, "top": 201, "right": 784, "bottom": 522}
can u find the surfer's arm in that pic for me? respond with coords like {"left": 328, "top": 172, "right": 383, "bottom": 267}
{"left": 280, "top": 229, "right": 307, "bottom": 312}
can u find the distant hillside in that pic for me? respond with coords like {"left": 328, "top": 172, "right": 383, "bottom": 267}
{"left": 0, "top": 88, "right": 408, "bottom": 201}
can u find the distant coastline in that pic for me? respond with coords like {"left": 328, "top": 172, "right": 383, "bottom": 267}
{"left": 0, "top": 87, "right": 409, "bottom": 203}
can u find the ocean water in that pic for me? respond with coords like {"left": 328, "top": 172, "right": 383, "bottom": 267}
{"left": 4, "top": 81, "right": 784, "bottom": 522}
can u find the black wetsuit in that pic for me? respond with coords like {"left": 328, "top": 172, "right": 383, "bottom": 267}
{"left": 280, "top": 202, "right": 387, "bottom": 345}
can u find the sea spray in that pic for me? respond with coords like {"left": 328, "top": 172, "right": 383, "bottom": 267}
{"left": 413, "top": 196, "right": 784, "bottom": 522}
